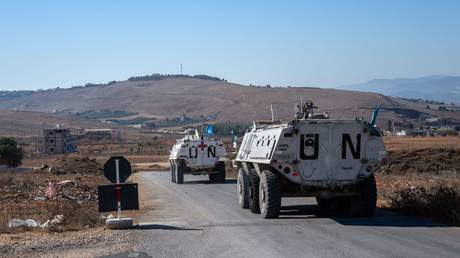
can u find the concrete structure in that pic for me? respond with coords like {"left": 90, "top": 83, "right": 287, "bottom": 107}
{"left": 37, "top": 128, "right": 77, "bottom": 154}
{"left": 83, "top": 128, "right": 120, "bottom": 140}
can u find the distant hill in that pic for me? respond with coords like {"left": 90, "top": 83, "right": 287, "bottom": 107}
{"left": 339, "top": 75, "right": 460, "bottom": 104}
{"left": 0, "top": 110, "right": 108, "bottom": 137}
{"left": 1, "top": 74, "right": 460, "bottom": 128}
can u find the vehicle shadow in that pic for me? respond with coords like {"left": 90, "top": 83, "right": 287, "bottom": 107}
{"left": 183, "top": 179, "right": 237, "bottom": 185}
{"left": 134, "top": 223, "right": 202, "bottom": 231}
{"left": 278, "top": 204, "right": 448, "bottom": 228}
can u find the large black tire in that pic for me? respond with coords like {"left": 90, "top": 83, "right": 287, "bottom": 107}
{"left": 259, "top": 170, "right": 282, "bottom": 219}
{"left": 209, "top": 161, "right": 226, "bottom": 183}
{"left": 237, "top": 168, "right": 249, "bottom": 209}
{"left": 350, "top": 174, "right": 377, "bottom": 217}
{"left": 248, "top": 169, "right": 260, "bottom": 214}
{"left": 209, "top": 173, "right": 216, "bottom": 182}
{"left": 170, "top": 160, "right": 176, "bottom": 183}
{"left": 216, "top": 161, "right": 226, "bottom": 183}
{"left": 176, "top": 161, "right": 185, "bottom": 184}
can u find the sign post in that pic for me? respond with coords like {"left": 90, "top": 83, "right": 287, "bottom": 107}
{"left": 115, "top": 159, "right": 121, "bottom": 220}
{"left": 98, "top": 156, "right": 139, "bottom": 229}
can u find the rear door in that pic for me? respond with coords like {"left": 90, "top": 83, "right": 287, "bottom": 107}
{"left": 331, "top": 122, "right": 364, "bottom": 180}
{"left": 297, "top": 123, "right": 332, "bottom": 181}
{"left": 200, "top": 140, "right": 217, "bottom": 166}
{"left": 187, "top": 139, "right": 217, "bottom": 168}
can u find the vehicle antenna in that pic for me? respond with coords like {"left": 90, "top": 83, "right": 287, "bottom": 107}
{"left": 270, "top": 104, "right": 275, "bottom": 121}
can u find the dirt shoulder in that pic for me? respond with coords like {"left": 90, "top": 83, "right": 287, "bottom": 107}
{"left": 0, "top": 155, "right": 135, "bottom": 257}
{"left": 0, "top": 228, "right": 134, "bottom": 258}
{"left": 0, "top": 156, "right": 107, "bottom": 233}
{"left": 0, "top": 135, "right": 172, "bottom": 257}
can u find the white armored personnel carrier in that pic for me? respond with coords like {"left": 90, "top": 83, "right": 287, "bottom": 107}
{"left": 169, "top": 129, "right": 227, "bottom": 184}
{"left": 235, "top": 100, "right": 386, "bottom": 218}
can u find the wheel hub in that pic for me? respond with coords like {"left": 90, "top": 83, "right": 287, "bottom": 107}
{"left": 260, "top": 181, "right": 266, "bottom": 210}
{"left": 237, "top": 176, "right": 243, "bottom": 202}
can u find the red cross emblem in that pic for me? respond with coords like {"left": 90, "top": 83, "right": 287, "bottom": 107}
{"left": 198, "top": 140, "right": 207, "bottom": 151}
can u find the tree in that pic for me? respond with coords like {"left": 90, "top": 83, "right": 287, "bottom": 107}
{"left": 0, "top": 137, "right": 23, "bottom": 168}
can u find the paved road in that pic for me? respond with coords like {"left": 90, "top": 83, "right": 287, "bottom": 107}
{"left": 133, "top": 172, "right": 460, "bottom": 258}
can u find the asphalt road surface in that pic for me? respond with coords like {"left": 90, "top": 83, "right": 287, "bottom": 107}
{"left": 133, "top": 172, "right": 460, "bottom": 258}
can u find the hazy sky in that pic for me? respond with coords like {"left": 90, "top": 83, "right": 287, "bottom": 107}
{"left": 1, "top": 0, "right": 459, "bottom": 90}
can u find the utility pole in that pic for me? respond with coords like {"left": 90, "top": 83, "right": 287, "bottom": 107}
{"left": 180, "top": 64, "right": 183, "bottom": 75}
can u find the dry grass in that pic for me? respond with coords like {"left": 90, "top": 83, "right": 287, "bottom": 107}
{"left": 376, "top": 137, "right": 460, "bottom": 225}
{"left": 377, "top": 145, "right": 460, "bottom": 225}
{"left": 53, "top": 202, "right": 104, "bottom": 232}
{"left": 377, "top": 173, "right": 460, "bottom": 225}
{"left": 391, "top": 186, "right": 459, "bottom": 225}
{"left": 76, "top": 138, "right": 174, "bottom": 157}
{"left": 380, "top": 148, "right": 460, "bottom": 175}
{"left": 384, "top": 136, "right": 460, "bottom": 151}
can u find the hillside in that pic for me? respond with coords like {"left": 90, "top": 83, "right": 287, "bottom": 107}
{"left": 0, "top": 110, "right": 108, "bottom": 137}
{"left": 1, "top": 77, "right": 460, "bottom": 128}
{"left": 339, "top": 75, "right": 460, "bottom": 104}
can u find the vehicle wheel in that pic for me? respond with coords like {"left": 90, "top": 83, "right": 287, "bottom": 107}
{"left": 209, "top": 172, "right": 217, "bottom": 182}
{"left": 237, "top": 168, "right": 249, "bottom": 209}
{"left": 259, "top": 170, "right": 281, "bottom": 219}
{"left": 209, "top": 162, "right": 226, "bottom": 183}
{"left": 350, "top": 174, "right": 377, "bottom": 217}
{"left": 176, "top": 161, "right": 185, "bottom": 184}
{"left": 170, "top": 160, "right": 176, "bottom": 183}
{"left": 248, "top": 169, "right": 260, "bottom": 214}
{"left": 216, "top": 161, "right": 226, "bottom": 183}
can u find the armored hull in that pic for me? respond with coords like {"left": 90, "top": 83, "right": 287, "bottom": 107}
{"left": 236, "top": 119, "right": 385, "bottom": 188}
{"left": 234, "top": 101, "right": 386, "bottom": 219}
{"left": 169, "top": 130, "right": 227, "bottom": 184}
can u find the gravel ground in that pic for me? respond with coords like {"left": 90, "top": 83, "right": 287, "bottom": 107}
{"left": 0, "top": 228, "right": 135, "bottom": 258}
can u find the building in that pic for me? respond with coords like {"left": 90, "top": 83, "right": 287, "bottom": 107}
{"left": 83, "top": 128, "right": 121, "bottom": 140}
{"left": 37, "top": 128, "right": 77, "bottom": 154}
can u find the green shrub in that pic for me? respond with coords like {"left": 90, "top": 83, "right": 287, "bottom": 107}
{"left": 0, "top": 138, "right": 23, "bottom": 168}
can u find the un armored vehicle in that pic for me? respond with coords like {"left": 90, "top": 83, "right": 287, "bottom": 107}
{"left": 235, "top": 100, "right": 386, "bottom": 218}
{"left": 169, "top": 129, "right": 227, "bottom": 184}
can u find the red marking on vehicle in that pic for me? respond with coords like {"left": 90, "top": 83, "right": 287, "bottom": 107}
{"left": 198, "top": 141, "right": 208, "bottom": 151}
{"left": 292, "top": 172, "right": 300, "bottom": 176}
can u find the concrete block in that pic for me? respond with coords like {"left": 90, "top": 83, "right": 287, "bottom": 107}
{"left": 105, "top": 218, "right": 134, "bottom": 229}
